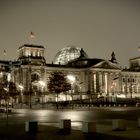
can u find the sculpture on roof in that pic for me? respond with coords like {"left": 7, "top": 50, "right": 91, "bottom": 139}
{"left": 110, "top": 52, "right": 118, "bottom": 64}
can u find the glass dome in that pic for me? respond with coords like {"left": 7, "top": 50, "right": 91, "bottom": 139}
{"left": 53, "top": 46, "right": 88, "bottom": 65}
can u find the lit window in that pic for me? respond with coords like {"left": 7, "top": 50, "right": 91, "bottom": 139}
{"left": 33, "top": 51, "right": 36, "bottom": 57}
{"left": 25, "top": 50, "right": 31, "bottom": 56}
{"left": 28, "top": 51, "right": 31, "bottom": 56}
{"left": 37, "top": 51, "right": 40, "bottom": 56}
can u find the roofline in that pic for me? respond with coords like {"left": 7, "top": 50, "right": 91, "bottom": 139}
{"left": 130, "top": 56, "right": 140, "bottom": 60}
{"left": 18, "top": 44, "right": 44, "bottom": 50}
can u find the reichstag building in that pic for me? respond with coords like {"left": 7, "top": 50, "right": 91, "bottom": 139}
{"left": 0, "top": 44, "right": 140, "bottom": 104}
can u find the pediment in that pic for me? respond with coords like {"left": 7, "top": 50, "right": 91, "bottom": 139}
{"left": 92, "top": 60, "right": 120, "bottom": 70}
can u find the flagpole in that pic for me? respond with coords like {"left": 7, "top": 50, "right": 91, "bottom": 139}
{"left": 3, "top": 50, "right": 7, "bottom": 61}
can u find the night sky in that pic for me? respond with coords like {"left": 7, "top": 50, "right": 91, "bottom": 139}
{"left": 0, "top": 0, "right": 140, "bottom": 67}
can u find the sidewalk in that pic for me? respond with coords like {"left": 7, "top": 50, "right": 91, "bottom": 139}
{"left": 0, "top": 121, "right": 140, "bottom": 140}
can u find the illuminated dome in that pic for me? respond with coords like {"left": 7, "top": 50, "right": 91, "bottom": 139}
{"left": 53, "top": 46, "right": 88, "bottom": 65}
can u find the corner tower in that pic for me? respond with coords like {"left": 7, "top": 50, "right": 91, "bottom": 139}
{"left": 18, "top": 44, "right": 46, "bottom": 65}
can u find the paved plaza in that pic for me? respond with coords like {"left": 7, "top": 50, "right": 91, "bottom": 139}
{"left": 0, "top": 107, "right": 140, "bottom": 140}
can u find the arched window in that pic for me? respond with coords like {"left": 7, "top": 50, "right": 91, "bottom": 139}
{"left": 31, "top": 73, "right": 40, "bottom": 82}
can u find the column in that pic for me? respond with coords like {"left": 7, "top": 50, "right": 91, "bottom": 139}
{"left": 99, "top": 72, "right": 102, "bottom": 93}
{"left": 93, "top": 73, "right": 96, "bottom": 93}
{"left": 104, "top": 73, "right": 108, "bottom": 94}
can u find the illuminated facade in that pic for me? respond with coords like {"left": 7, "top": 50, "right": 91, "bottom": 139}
{"left": 1, "top": 44, "right": 140, "bottom": 104}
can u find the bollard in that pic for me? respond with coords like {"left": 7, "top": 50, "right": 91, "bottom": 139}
{"left": 112, "top": 119, "right": 126, "bottom": 131}
{"left": 137, "top": 118, "right": 140, "bottom": 127}
{"left": 99, "top": 104, "right": 102, "bottom": 107}
{"left": 124, "top": 104, "right": 127, "bottom": 107}
{"left": 136, "top": 103, "right": 139, "bottom": 107}
{"left": 82, "top": 122, "right": 96, "bottom": 133}
{"left": 25, "top": 121, "right": 38, "bottom": 133}
{"left": 59, "top": 119, "right": 71, "bottom": 130}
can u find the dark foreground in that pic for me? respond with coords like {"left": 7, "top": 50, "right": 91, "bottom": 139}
{"left": 0, "top": 122, "right": 139, "bottom": 140}
{"left": 1, "top": 107, "right": 140, "bottom": 140}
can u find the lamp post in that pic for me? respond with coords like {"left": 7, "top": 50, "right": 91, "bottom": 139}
{"left": 29, "top": 83, "right": 32, "bottom": 109}
{"left": 38, "top": 81, "right": 45, "bottom": 108}
{"left": 79, "top": 82, "right": 83, "bottom": 103}
{"left": 4, "top": 73, "right": 11, "bottom": 126}
{"left": 112, "top": 81, "right": 117, "bottom": 103}
{"left": 112, "top": 76, "right": 119, "bottom": 103}
{"left": 130, "top": 78, "right": 133, "bottom": 99}
{"left": 67, "top": 75, "right": 75, "bottom": 109}
{"left": 18, "top": 84, "right": 24, "bottom": 108}
{"left": 29, "top": 66, "right": 32, "bottom": 109}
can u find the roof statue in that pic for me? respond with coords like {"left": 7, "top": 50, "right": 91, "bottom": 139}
{"left": 79, "top": 48, "right": 88, "bottom": 59}
{"left": 110, "top": 51, "right": 118, "bottom": 64}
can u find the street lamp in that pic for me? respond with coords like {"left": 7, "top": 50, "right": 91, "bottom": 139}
{"left": 38, "top": 81, "right": 45, "bottom": 107}
{"left": 67, "top": 75, "right": 75, "bottom": 108}
{"left": 79, "top": 82, "right": 83, "bottom": 102}
{"left": 67, "top": 75, "right": 75, "bottom": 84}
{"left": 4, "top": 73, "right": 11, "bottom": 126}
{"left": 111, "top": 81, "right": 117, "bottom": 102}
{"left": 67, "top": 75, "right": 76, "bottom": 94}
{"left": 18, "top": 84, "right": 24, "bottom": 108}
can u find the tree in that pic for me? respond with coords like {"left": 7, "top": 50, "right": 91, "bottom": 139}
{"left": 0, "top": 83, "right": 7, "bottom": 102}
{"left": 48, "top": 71, "right": 71, "bottom": 109}
{"left": 0, "top": 81, "right": 19, "bottom": 107}
{"left": 8, "top": 81, "right": 20, "bottom": 99}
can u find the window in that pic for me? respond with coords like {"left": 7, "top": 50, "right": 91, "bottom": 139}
{"left": 31, "top": 73, "right": 40, "bottom": 82}
{"left": 33, "top": 51, "right": 36, "bottom": 57}
{"left": 37, "top": 51, "right": 40, "bottom": 57}
{"left": 122, "top": 78, "right": 125, "bottom": 82}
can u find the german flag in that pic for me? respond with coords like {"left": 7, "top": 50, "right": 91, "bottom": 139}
{"left": 30, "top": 32, "right": 35, "bottom": 39}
